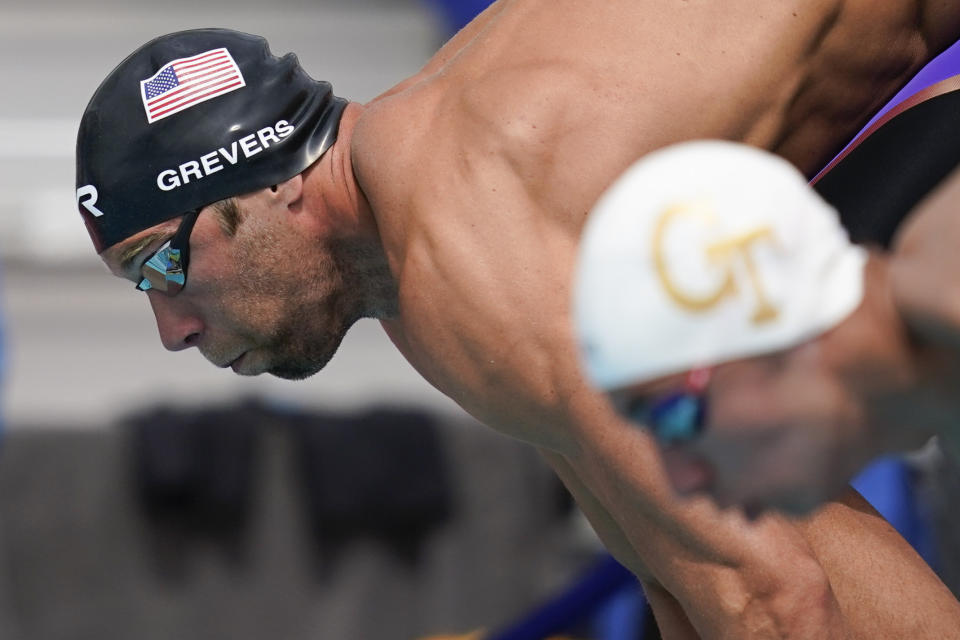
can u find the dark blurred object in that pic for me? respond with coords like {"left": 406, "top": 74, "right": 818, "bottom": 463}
{"left": 127, "top": 400, "right": 454, "bottom": 571}
{"left": 487, "top": 554, "right": 643, "bottom": 640}
{"left": 814, "top": 89, "right": 960, "bottom": 249}
{"left": 914, "top": 441, "right": 960, "bottom": 599}
{"left": 0, "top": 412, "right": 594, "bottom": 640}
{"left": 290, "top": 407, "right": 453, "bottom": 565}
{"left": 131, "top": 402, "right": 263, "bottom": 532}
{"left": 423, "top": 0, "right": 495, "bottom": 36}
{"left": 812, "top": 40, "right": 960, "bottom": 248}
{"left": 0, "top": 265, "right": 5, "bottom": 443}
{"left": 127, "top": 401, "right": 266, "bottom": 578}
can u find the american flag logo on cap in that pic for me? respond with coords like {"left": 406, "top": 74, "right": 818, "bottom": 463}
{"left": 140, "top": 47, "right": 245, "bottom": 124}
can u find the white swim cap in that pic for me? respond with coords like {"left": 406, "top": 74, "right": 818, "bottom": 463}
{"left": 574, "top": 140, "right": 866, "bottom": 390}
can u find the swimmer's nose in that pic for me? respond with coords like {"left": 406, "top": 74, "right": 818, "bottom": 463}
{"left": 146, "top": 290, "right": 203, "bottom": 351}
{"left": 660, "top": 446, "right": 714, "bottom": 496}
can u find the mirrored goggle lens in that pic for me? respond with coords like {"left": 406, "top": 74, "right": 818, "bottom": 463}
{"left": 136, "top": 241, "right": 186, "bottom": 293}
{"left": 628, "top": 392, "right": 706, "bottom": 444}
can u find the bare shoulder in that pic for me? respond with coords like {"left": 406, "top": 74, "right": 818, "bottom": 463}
{"left": 451, "top": 58, "right": 597, "bottom": 175}
{"left": 352, "top": 60, "right": 591, "bottom": 218}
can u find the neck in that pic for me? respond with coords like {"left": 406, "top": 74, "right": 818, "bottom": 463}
{"left": 306, "top": 102, "right": 399, "bottom": 319}
{"left": 328, "top": 233, "right": 399, "bottom": 320}
{"left": 331, "top": 103, "right": 378, "bottom": 236}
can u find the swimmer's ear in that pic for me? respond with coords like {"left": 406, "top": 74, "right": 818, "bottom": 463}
{"left": 270, "top": 174, "right": 303, "bottom": 209}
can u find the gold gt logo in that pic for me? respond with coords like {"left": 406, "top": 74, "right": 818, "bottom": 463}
{"left": 652, "top": 201, "right": 779, "bottom": 324}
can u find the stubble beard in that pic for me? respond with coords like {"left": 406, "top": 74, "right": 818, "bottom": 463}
{"left": 266, "top": 322, "right": 349, "bottom": 380}
{"left": 256, "top": 236, "right": 395, "bottom": 380}
{"left": 263, "top": 276, "right": 366, "bottom": 381}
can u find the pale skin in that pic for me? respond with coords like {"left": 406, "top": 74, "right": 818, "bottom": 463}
{"left": 101, "top": 1, "right": 960, "bottom": 638}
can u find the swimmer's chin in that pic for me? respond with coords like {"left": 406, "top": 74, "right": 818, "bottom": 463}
{"left": 268, "top": 353, "right": 332, "bottom": 380}
{"left": 268, "top": 340, "right": 343, "bottom": 380}
{"left": 267, "top": 363, "right": 324, "bottom": 380}
{"left": 222, "top": 342, "right": 339, "bottom": 380}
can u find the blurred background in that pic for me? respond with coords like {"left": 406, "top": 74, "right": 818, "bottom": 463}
{"left": 1, "top": 1, "right": 959, "bottom": 639}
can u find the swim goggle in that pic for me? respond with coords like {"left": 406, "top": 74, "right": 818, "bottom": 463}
{"left": 626, "top": 368, "right": 710, "bottom": 444}
{"left": 135, "top": 208, "right": 201, "bottom": 294}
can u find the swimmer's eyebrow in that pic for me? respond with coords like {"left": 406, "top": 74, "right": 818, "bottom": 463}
{"left": 118, "top": 231, "right": 170, "bottom": 276}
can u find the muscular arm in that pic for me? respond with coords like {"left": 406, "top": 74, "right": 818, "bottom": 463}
{"left": 375, "top": 176, "right": 960, "bottom": 638}
{"left": 361, "top": 2, "right": 960, "bottom": 636}
{"left": 797, "top": 489, "right": 960, "bottom": 639}
{"left": 560, "top": 406, "right": 846, "bottom": 639}
{"left": 555, "top": 396, "right": 960, "bottom": 638}
{"left": 539, "top": 447, "right": 701, "bottom": 639}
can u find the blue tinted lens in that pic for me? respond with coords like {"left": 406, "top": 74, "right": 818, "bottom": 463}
{"left": 647, "top": 392, "right": 705, "bottom": 444}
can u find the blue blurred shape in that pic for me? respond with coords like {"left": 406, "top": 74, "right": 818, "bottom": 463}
{"left": 423, "top": 0, "right": 495, "bottom": 36}
{"left": 853, "top": 456, "right": 938, "bottom": 568}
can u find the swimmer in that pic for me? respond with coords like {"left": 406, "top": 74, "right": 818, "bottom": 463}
{"left": 76, "top": 4, "right": 960, "bottom": 637}
{"left": 573, "top": 81, "right": 960, "bottom": 518}
{"left": 574, "top": 140, "right": 926, "bottom": 516}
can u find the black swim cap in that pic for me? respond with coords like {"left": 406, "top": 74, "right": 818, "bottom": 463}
{"left": 76, "top": 28, "right": 347, "bottom": 253}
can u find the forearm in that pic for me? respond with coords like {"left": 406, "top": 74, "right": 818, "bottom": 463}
{"left": 542, "top": 445, "right": 838, "bottom": 640}
{"left": 553, "top": 395, "right": 846, "bottom": 638}
{"left": 565, "top": 423, "right": 845, "bottom": 639}
{"left": 565, "top": 411, "right": 960, "bottom": 638}
{"left": 538, "top": 447, "right": 651, "bottom": 580}
{"left": 539, "top": 447, "right": 705, "bottom": 640}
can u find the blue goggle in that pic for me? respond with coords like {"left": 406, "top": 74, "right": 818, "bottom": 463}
{"left": 626, "top": 368, "right": 710, "bottom": 444}
{"left": 629, "top": 391, "right": 707, "bottom": 444}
